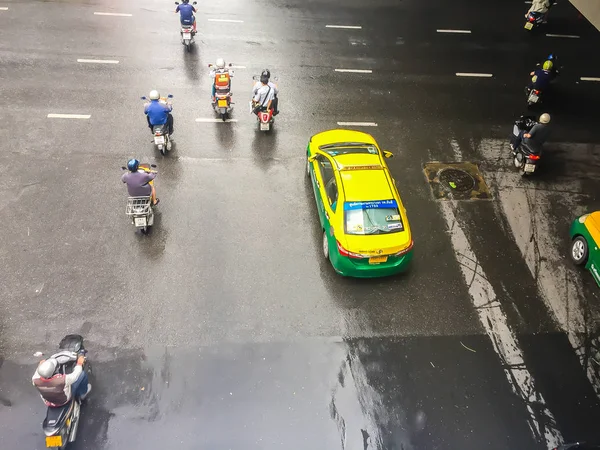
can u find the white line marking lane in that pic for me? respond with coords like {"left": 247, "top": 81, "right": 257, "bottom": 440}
{"left": 47, "top": 114, "right": 91, "bottom": 119}
{"left": 326, "top": 25, "right": 362, "bottom": 29}
{"left": 77, "top": 59, "right": 119, "bottom": 64}
{"left": 546, "top": 33, "right": 580, "bottom": 38}
{"left": 94, "top": 12, "right": 132, "bottom": 17}
{"left": 196, "top": 118, "right": 238, "bottom": 123}
{"left": 0, "top": 7, "right": 9, "bottom": 10}
{"left": 337, "top": 122, "right": 377, "bottom": 127}
{"left": 208, "top": 18, "right": 243, "bottom": 23}
{"left": 456, "top": 72, "right": 493, "bottom": 77}
{"left": 581, "top": 77, "right": 600, "bottom": 82}
{"left": 437, "top": 29, "right": 471, "bottom": 34}
{"left": 440, "top": 200, "right": 562, "bottom": 448}
{"left": 335, "top": 69, "right": 373, "bottom": 74}
{"left": 230, "top": 65, "right": 246, "bottom": 69}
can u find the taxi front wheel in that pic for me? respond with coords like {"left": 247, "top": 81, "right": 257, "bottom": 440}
{"left": 571, "top": 236, "right": 589, "bottom": 266}
{"left": 322, "top": 231, "right": 330, "bottom": 260}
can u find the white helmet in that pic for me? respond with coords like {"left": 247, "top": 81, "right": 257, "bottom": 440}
{"left": 149, "top": 90, "right": 160, "bottom": 100}
{"left": 38, "top": 359, "right": 58, "bottom": 379}
{"left": 216, "top": 58, "right": 225, "bottom": 69}
{"left": 539, "top": 113, "right": 551, "bottom": 124}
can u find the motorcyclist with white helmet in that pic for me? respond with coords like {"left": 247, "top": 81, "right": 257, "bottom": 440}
{"left": 511, "top": 113, "right": 552, "bottom": 152}
{"left": 144, "top": 90, "right": 174, "bottom": 137}
{"left": 210, "top": 57, "right": 234, "bottom": 104}
{"left": 32, "top": 353, "right": 91, "bottom": 407}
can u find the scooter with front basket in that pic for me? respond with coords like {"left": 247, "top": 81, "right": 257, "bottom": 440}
{"left": 122, "top": 163, "right": 158, "bottom": 234}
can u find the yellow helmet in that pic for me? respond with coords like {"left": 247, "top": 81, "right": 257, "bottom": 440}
{"left": 542, "top": 60, "right": 553, "bottom": 71}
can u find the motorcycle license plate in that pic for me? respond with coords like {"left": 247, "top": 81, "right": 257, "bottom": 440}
{"left": 524, "top": 163, "right": 536, "bottom": 173}
{"left": 260, "top": 123, "right": 270, "bottom": 131}
{"left": 46, "top": 435, "right": 62, "bottom": 447}
{"left": 154, "top": 136, "right": 165, "bottom": 145}
{"left": 217, "top": 99, "right": 228, "bottom": 108}
{"left": 369, "top": 256, "right": 388, "bottom": 264}
{"left": 524, "top": 22, "right": 534, "bottom": 30}
{"left": 183, "top": 33, "right": 192, "bottom": 40}
{"left": 529, "top": 94, "right": 539, "bottom": 102}
{"left": 135, "top": 217, "right": 147, "bottom": 227}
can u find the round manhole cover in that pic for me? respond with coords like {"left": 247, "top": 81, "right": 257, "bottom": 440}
{"left": 438, "top": 168, "right": 475, "bottom": 193}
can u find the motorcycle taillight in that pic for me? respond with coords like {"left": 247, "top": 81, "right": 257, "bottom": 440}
{"left": 529, "top": 17, "right": 535, "bottom": 22}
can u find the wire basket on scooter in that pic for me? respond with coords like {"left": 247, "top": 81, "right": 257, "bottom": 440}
{"left": 126, "top": 197, "right": 152, "bottom": 216}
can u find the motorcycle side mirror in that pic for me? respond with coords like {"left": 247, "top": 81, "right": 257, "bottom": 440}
{"left": 167, "top": 94, "right": 173, "bottom": 98}
{"left": 151, "top": 164, "right": 157, "bottom": 168}
{"left": 208, "top": 64, "right": 213, "bottom": 68}
{"left": 193, "top": 1, "right": 197, "bottom": 4}
{"left": 252, "top": 75, "right": 259, "bottom": 81}
{"left": 175, "top": 1, "right": 180, "bottom": 4}
{"left": 307, "top": 155, "right": 318, "bottom": 163}
{"left": 121, "top": 166, "right": 127, "bottom": 170}
{"left": 228, "top": 63, "right": 233, "bottom": 67}
{"left": 141, "top": 96, "right": 147, "bottom": 100}
{"left": 383, "top": 151, "right": 394, "bottom": 159}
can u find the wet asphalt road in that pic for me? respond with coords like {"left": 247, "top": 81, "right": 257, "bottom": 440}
{"left": 2, "top": 0, "right": 600, "bottom": 449}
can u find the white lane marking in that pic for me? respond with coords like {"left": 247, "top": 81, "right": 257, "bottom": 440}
{"left": 94, "top": 12, "right": 132, "bottom": 17}
{"left": 195, "top": 118, "right": 238, "bottom": 123}
{"left": 47, "top": 114, "right": 91, "bottom": 119}
{"left": 479, "top": 139, "right": 600, "bottom": 401}
{"left": 437, "top": 29, "right": 471, "bottom": 34}
{"left": 581, "top": 77, "right": 600, "bottom": 81}
{"left": 335, "top": 69, "right": 373, "bottom": 74}
{"left": 229, "top": 65, "right": 246, "bottom": 69}
{"left": 326, "top": 25, "right": 362, "bottom": 29}
{"left": 440, "top": 200, "right": 562, "bottom": 448}
{"left": 208, "top": 18, "right": 243, "bottom": 23}
{"left": 77, "top": 59, "right": 119, "bottom": 64}
{"left": 456, "top": 72, "right": 493, "bottom": 77}
{"left": 546, "top": 33, "right": 580, "bottom": 38}
{"left": 337, "top": 122, "right": 377, "bottom": 127}
{"left": 0, "top": 7, "right": 8, "bottom": 10}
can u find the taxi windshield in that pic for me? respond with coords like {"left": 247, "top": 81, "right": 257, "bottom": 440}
{"left": 319, "top": 142, "right": 379, "bottom": 157}
{"left": 344, "top": 200, "right": 404, "bottom": 235}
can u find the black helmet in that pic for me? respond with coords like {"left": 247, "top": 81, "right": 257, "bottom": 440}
{"left": 260, "top": 74, "right": 269, "bottom": 84}
{"left": 182, "top": 0, "right": 190, "bottom": 3}
{"left": 261, "top": 69, "right": 271, "bottom": 80}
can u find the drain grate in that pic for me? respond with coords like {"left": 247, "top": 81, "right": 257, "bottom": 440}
{"left": 423, "top": 162, "right": 491, "bottom": 200}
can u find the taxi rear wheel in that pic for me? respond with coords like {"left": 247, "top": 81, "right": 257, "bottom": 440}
{"left": 322, "top": 231, "right": 329, "bottom": 260}
{"left": 571, "top": 236, "right": 588, "bottom": 266}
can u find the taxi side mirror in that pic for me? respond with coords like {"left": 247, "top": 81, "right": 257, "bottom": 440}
{"left": 307, "top": 155, "right": 317, "bottom": 163}
{"left": 383, "top": 151, "right": 394, "bottom": 158}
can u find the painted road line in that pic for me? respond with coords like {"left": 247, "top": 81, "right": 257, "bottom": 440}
{"left": 208, "top": 18, "right": 244, "bottom": 23}
{"left": 440, "top": 200, "right": 562, "bottom": 448}
{"left": 195, "top": 118, "right": 238, "bottom": 123}
{"left": 47, "top": 114, "right": 91, "bottom": 119}
{"left": 546, "top": 33, "right": 580, "bottom": 38}
{"left": 94, "top": 12, "right": 132, "bottom": 17}
{"left": 77, "top": 59, "right": 119, "bottom": 64}
{"left": 0, "top": 7, "right": 8, "bottom": 10}
{"left": 456, "top": 72, "right": 493, "bottom": 77}
{"left": 335, "top": 69, "right": 373, "bottom": 74}
{"left": 581, "top": 77, "right": 600, "bottom": 82}
{"left": 337, "top": 122, "right": 377, "bottom": 127}
{"left": 326, "top": 25, "right": 362, "bottom": 29}
{"left": 437, "top": 29, "right": 471, "bottom": 34}
{"left": 230, "top": 65, "right": 246, "bottom": 69}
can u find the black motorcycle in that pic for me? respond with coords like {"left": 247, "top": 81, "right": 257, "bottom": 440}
{"left": 510, "top": 115, "right": 542, "bottom": 176}
{"left": 41, "top": 335, "right": 90, "bottom": 449}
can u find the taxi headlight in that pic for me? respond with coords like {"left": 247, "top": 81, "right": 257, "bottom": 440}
{"left": 578, "top": 214, "right": 590, "bottom": 224}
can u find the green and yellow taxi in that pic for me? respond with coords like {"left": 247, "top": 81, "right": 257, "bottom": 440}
{"left": 570, "top": 211, "right": 600, "bottom": 287}
{"left": 306, "top": 129, "right": 413, "bottom": 278}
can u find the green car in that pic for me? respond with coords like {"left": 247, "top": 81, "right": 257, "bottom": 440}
{"left": 570, "top": 211, "right": 600, "bottom": 287}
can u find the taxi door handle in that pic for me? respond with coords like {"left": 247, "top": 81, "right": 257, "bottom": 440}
{"left": 315, "top": 180, "right": 320, "bottom": 188}
{"left": 325, "top": 211, "right": 329, "bottom": 220}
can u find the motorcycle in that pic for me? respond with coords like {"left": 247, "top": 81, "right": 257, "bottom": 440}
{"left": 209, "top": 63, "right": 234, "bottom": 121}
{"left": 141, "top": 94, "right": 173, "bottom": 155}
{"left": 123, "top": 163, "right": 157, "bottom": 234}
{"left": 41, "top": 335, "right": 90, "bottom": 450}
{"left": 251, "top": 74, "right": 278, "bottom": 131}
{"left": 525, "top": 54, "right": 560, "bottom": 107}
{"left": 524, "top": 11, "right": 545, "bottom": 31}
{"left": 174, "top": 1, "right": 197, "bottom": 51}
{"left": 510, "top": 116, "right": 542, "bottom": 176}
